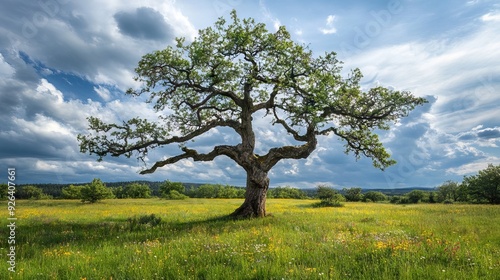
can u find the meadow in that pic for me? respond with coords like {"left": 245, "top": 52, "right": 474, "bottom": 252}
{"left": 1, "top": 199, "right": 499, "bottom": 279}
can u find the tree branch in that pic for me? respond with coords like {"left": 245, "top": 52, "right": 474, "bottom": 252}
{"left": 79, "top": 118, "right": 242, "bottom": 161}
{"left": 140, "top": 145, "right": 240, "bottom": 174}
{"left": 260, "top": 130, "right": 317, "bottom": 170}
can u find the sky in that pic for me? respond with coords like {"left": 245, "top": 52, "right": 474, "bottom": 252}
{"left": 0, "top": 0, "right": 499, "bottom": 189}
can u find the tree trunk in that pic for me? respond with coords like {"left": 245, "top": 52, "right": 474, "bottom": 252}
{"left": 230, "top": 169, "right": 269, "bottom": 218}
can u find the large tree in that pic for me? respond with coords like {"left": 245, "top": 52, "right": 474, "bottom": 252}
{"left": 462, "top": 164, "right": 500, "bottom": 204}
{"left": 78, "top": 11, "right": 426, "bottom": 218}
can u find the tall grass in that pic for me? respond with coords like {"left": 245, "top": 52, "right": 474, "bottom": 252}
{"left": 1, "top": 199, "right": 499, "bottom": 279}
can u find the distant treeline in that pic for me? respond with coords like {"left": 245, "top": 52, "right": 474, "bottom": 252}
{"left": 2, "top": 182, "right": 432, "bottom": 199}
{"left": 2, "top": 164, "right": 498, "bottom": 204}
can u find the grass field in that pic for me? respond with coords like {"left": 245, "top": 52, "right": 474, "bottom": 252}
{"left": 2, "top": 199, "right": 500, "bottom": 279}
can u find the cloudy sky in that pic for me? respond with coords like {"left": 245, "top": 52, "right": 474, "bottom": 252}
{"left": 1, "top": 0, "right": 499, "bottom": 189}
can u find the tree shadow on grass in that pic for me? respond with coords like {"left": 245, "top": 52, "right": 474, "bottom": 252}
{"left": 296, "top": 201, "right": 345, "bottom": 208}
{"left": 16, "top": 214, "right": 242, "bottom": 259}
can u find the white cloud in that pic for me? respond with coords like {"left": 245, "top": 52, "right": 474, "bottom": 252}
{"left": 320, "top": 15, "right": 337, "bottom": 34}
{"left": 2, "top": 0, "right": 197, "bottom": 92}
{"left": 481, "top": 11, "right": 500, "bottom": 22}
{"left": 345, "top": 14, "right": 500, "bottom": 136}
{"left": 35, "top": 160, "right": 60, "bottom": 172}
{"left": 446, "top": 157, "right": 500, "bottom": 176}
{"left": 14, "top": 114, "right": 73, "bottom": 137}
{"left": 36, "top": 78, "right": 64, "bottom": 103}
{"left": 0, "top": 53, "right": 15, "bottom": 77}
{"left": 1, "top": 1, "right": 499, "bottom": 188}
{"left": 94, "top": 85, "right": 112, "bottom": 101}
{"left": 259, "top": 0, "right": 281, "bottom": 31}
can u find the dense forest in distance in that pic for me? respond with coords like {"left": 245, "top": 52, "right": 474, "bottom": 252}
{"left": 17, "top": 181, "right": 431, "bottom": 198}
{"left": 3, "top": 164, "right": 498, "bottom": 205}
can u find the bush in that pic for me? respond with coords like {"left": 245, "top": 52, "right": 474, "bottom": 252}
{"left": 343, "top": 187, "right": 363, "bottom": 202}
{"left": 269, "top": 186, "right": 307, "bottom": 199}
{"left": 390, "top": 195, "right": 410, "bottom": 204}
{"left": 0, "top": 183, "right": 8, "bottom": 200}
{"left": 362, "top": 191, "right": 387, "bottom": 202}
{"left": 62, "top": 185, "right": 84, "bottom": 199}
{"left": 316, "top": 185, "right": 345, "bottom": 207}
{"left": 437, "top": 181, "right": 459, "bottom": 202}
{"left": 123, "top": 183, "right": 151, "bottom": 198}
{"left": 18, "top": 186, "right": 51, "bottom": 200}
{"left": 163, "top": 190, "right": 188, "bottom": 200}
{"left": 80, "top": 178, "right": 114, "bottom": 203}
{"left": 195, "top": 184, "right": 217, "bottom": 198}
{"left": 160, "top": 181, "right": 185, "bottom": 198}
{"left": 112, "top": 186, "right": 126, "bottom": 198}
{"left": 406, "top": 190, "right": 426, "bottom": 204}
{"left": 217, "top": 185, "right": 240, "bottom": 198}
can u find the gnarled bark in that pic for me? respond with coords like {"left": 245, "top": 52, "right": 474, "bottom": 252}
{"left": 231, "top": 169, "right": 269, "bottom": 218}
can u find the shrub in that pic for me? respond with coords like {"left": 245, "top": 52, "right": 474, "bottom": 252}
{"left": 0, "top": 183, "right": 8, "bottom": 200}
{"left": 316, "top": 185, "right": 345, "bottom": 207}
{"left": 123, "top": 183, "right": 151, "bottom": 198}
{"left": 80, "top": 178, "right": 114, "bottom": 203}
{"left": 159, "top": 181, "right": 185, "bottom": 198}
{"left": 195, "top": 184, "right": 217, "bottom": 198}
{"left": 343, "top": 187, "right": 363, "bottom": 202}
{"left": 389, "top": 196, "right": 401, "bottom": 204}
{"left": 18, "top": 186, "right": 51, "bottom": 200}
{"left": 163, "top": 190, "right": 188, "bottom": 200}
{"left": 112, "top": 186, "right": 126, "bottom": 198}
{"left": 437, "top": 181, "right": 459, "bottom": 202}
{"left": 269, "top": 186, "right": 307, "bottom": 199}
{"left": 390, "top": 196, "right": 410, "bottom": 204}
{"left": 362, "top": 191, "right": 387, "bottom": 202}
{"left": 406, "top": 190, "right": 426, "bottom": 204}
{"left": 217, "top": 185, "right": 239, "bottom": 198}
{"left": 61, "top": 185, "right": 84, "bottom": 199}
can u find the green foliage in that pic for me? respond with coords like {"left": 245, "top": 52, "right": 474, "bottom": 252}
{"left": 0, "top": 183, "right": 8, "bottom": 200}
{"left": 61, "top": 185, "right": 84, "bottom": 199}
{"left": 77, "top": 10, "right": 427, "bottom": 207}
{"left": 112, "top": 186, "right": 126, "bottom": 198}
{"left": 268, "top": 186, "right": 307, "bottom": 199}
{"left": 159, "top": 181, "right": 185, "bottom": 198}
{"left": 195, "top": 184, "right": 217, "bottom": 198}
{"left": 216, "top": 185, "right": 239, "bottom": 198}
{"left": 362, "top": 191, "right": 387, "bottom": 202}
{"left": 437, "top": 181, "right": 459, "bottom": 202}
{"left": 406, "top": 190, "right": 426, "bottom": 204}
{"left": 163, "top": 190, "right": 188, "bottom": 200}
{"left": 316, "top": 185, "right": 345, "bottom": 207}
{"left": 114, "top": 183, "right": 151, "bottom": 199}
{"left": 456, "top": 183, "right": 472, "bottom": 202}
{"left": 123, "top": 183, "right": 151, "bottom": 198}
{"left": 427, "top": 191, "right": 437, "bottom": 203}
{"left": 80, "top": 178, "right": 114, "bottom": 203}
{"left": 389, "top": 195, "right": 403, "bottom": 204}
{"left": 18, "top": 185, "right": 51, "bottom": 200}
{"left": 462, "top": 164, "right": 500, "bottom": 204}
{"left": 343, "top": 187, "right": 363, "bottom": 202}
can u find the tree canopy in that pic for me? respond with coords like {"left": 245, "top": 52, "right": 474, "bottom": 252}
{"left": 462, "top": 164, "right": 500, "bottom": 204}
{"left": 78, "top": 11, "right": 426, "bottom": 217}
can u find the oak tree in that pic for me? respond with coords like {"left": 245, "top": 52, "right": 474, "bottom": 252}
{"left": 78, "top": 11, "right": 426, "bottom": 218}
